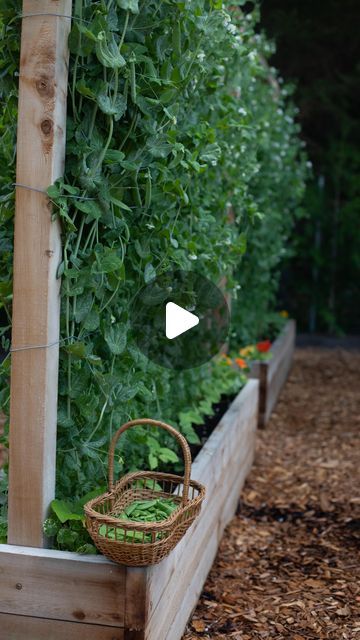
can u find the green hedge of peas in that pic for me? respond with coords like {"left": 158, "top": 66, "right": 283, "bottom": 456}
{"left": 0, "top": 0, "right": 306, "bottom": 549}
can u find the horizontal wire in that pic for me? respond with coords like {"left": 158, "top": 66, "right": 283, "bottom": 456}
{"left": 10, "top": 332, "right": 94, "bottom": 353}
{"left": 13, "top": 183, "right": 96, "bottom": 200}
{"left": 10, "top": 339, "right": 61, "bottom": 353}
{"left": 13, "top": 182, "right": 45, "bottom": 194}
{"left": 19, "top": 13, "right": 89, "bottom": 23}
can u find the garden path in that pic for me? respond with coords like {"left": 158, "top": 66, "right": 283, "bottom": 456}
{"left": 183, "top": 348, "right": 360, "bottom": 640}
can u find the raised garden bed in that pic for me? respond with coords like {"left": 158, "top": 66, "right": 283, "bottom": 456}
{"left": 249, "top": 319, "right": 296, "bottom": 427}
{"left": 0, "top": 379, "right": 258, "bottom": 640}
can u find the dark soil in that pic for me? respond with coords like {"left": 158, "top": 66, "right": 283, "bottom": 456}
{"left": 183, "top": 348, "right": 360, "bottom": 640}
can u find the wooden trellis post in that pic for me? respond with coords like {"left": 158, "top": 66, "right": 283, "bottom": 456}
{"left": 8, "top": 1, "right": 72, "bottom": 547}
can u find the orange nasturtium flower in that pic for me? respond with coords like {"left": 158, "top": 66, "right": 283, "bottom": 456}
{"left": 220, "top": 353, "right": 233, "bottom": 365}
{"left": 235, "top": 357, "right": 247, "bottom": 369}
{"left": 239, "top": 344, "right": 255, "bottom": 357}
{"left": 279, "top": 310, "right": 289, "bottom": 318}
{"left": 257, "top": 340, "right": 271, "bottom": 353}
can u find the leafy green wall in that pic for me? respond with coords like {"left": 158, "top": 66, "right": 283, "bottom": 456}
{"left": 0, "top": 0, "right": 306, "bottom": 516}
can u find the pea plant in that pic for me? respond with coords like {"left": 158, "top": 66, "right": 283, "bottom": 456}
{"left": 0, "top": 0, "right": 307, "bottom": 549}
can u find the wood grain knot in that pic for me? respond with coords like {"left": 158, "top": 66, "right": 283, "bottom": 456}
{"left": 15, "top": 583, "right": 23, "bottom": 590}
{"left": 45, "top": 250, "right": 54, "bottom": 257}
{"left": 72, "top": 610, "right": 86, "bottom": 621}
{"left": 41, "top": 119, "right": 53, "bottom": 135}
{"left": 35, "top": 76, "right": 54, "bottom": 98}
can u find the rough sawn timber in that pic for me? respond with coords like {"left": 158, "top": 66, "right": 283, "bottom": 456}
{"left": 8, "top": 0, "right": 72, "bottom": 547}
{"left": 0, "top": 380, "right": 258, "bottom": 640}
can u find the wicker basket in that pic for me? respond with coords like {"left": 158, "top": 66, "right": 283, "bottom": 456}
{"left": 84, "top": 418, "right": 206, "bottom": 566}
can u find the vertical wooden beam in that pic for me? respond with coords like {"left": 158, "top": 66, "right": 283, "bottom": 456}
{"left": 8, "top": 1, "right": 72, "bottom": 546}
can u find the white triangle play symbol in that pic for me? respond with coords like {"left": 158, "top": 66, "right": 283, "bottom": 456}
{"left": 165, "top": 302, "right": 199, "bottom": 340}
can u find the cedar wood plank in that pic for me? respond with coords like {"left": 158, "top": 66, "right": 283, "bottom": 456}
{"left": 8, "top": 0, "right": 72, "bottom": 546}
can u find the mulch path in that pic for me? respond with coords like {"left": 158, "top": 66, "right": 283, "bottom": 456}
{"left": 183, "top": 348, "right": 360, "bottom": 640}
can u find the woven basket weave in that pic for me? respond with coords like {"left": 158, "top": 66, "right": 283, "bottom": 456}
{"left": 84, "top": 418, "right": 205, "bottom": 566}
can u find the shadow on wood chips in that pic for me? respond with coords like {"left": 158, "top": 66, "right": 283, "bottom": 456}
{"left": 183, "top": 348, "right": 360, "bottom": 640}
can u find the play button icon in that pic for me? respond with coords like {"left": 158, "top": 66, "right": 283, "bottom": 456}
{"left": 131, "top": 270, "right": 230, "bottom": 370}
{"left": 166, "top": 302, "right": 199, "bottom": 340}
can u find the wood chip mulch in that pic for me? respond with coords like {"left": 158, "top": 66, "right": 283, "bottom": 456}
{"left": 183, "top": 348, "right": 360, "bottom": 640}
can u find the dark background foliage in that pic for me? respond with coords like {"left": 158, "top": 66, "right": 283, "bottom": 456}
{"left": 260, "top": 0, "right": 360, "bottom": 334}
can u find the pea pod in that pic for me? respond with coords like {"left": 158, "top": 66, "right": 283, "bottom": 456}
{"left": 172, "top": 21, "right": 181, "bottom": 58}
{"left": 144, "top": 169, "right": 152, "bottom": 210}
{"left": 129, "top": 53, "right": 137, "bottom": 103}
{"left": 99, "top": 498, "right": 178, "bottom": 542}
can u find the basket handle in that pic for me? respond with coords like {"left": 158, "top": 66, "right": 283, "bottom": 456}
{"left": 108, "top": 418, "right": 192, "bottom": 505}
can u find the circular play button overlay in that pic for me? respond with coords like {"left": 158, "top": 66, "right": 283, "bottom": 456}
{"left": 131, "top": 270, "right": 230, "bottom": 370}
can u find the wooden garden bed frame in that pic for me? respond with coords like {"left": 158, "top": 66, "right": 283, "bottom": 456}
{"left": 249, "top": 319, "right": 296, "bottom": 428}
{"left": 0, "top": 379, "right": 259, "bottom": 639}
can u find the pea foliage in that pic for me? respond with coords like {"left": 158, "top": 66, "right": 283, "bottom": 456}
{"left": 0, "top": 0, "right": 306, "bottom": 532}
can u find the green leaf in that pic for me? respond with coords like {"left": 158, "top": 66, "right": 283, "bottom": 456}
{"left": 147, "top": 135, "right": 172, "bottom": 158}
{"left": 74, "top": 200, "right": 103, "bottom": 220}
{"left": 97, "top": 94, "right": 127, "bottom": 121}
{"left": 117, "top": 0, "right": 139, "bottom": 13}
{"left": 76, "top": 79, "right": 96, "bottom": 99}
{"left": 199, "top": 143, "right": 222, "bottom": 164}
{"left": 83, "top": 309, "right": 100, "bottom": 331}
{"left": 76, "top": 543, "right": 97, "bottom": 554}
{"left": 96, "top": 32, "right": 126, "bottom": 69}
{"left": 50, "top": 500, "right": 84, "bottom": 524}
{"left": 158, "top": 447, "right": 179, "bottom": 463}
{"left": 64, "top": 342, "right": 86, "bottom": 359}
{"left": 75, "top": 292, "right": 93, "bottom": 323}
{"left": 47, "top": 184, "right": 60, "bottom": 199}
{"left": 104, "top": 324, "right": 127, "bottom": 355}
{"left": 105, "top": 149, "right": 125, "bottom": 164}
{"left": 148, "top": 452, "right": 158, "bottom": 470}
{"left": 94, "top": 250, "right": 123, "bottom": 273}
{"left": 144, "top": 262, "right": 156, "bottom": 283}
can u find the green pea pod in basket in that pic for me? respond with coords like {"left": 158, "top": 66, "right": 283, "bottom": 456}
{"left": 84, "top": 419, "right": 206, "bottom": 566}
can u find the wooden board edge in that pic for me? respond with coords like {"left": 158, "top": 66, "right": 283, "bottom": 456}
{"left": 143, "top": 384, "right": 258, "bottom": 638}
{"left": 0, "top": 612, "right": 125, "bottom": 640}
{"left": 125, "top": 567, "right": 148, "bottom": 632}
{"left": 0, "top": 544, "right": 117, "bottom": 563}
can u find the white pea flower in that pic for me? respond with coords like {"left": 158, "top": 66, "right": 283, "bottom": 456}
{"left": 227, "top": 23, "right": 237, "bottom": 35}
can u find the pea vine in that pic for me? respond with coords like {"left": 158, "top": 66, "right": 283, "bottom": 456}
{"left": 0, "top": 0, "right": 307, "bottom": 542}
